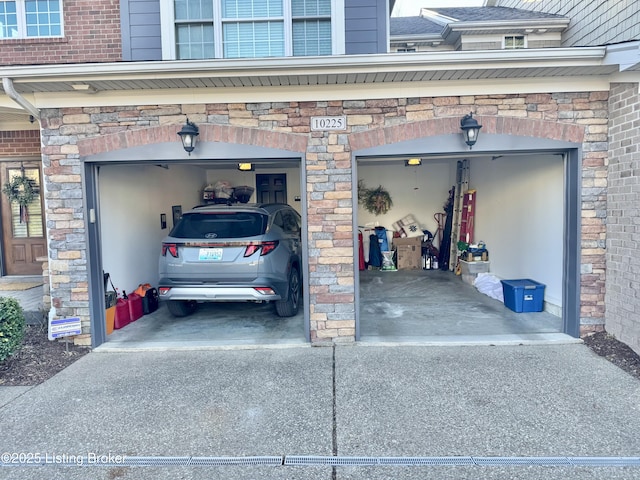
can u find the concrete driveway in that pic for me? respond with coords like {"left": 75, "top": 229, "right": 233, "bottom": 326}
{"left": 1, "top": 343, "right": 639, "bottom": 479}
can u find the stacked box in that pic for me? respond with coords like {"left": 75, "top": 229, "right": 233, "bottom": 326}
{"left": 392, "top": 214, "right": 423, "bottom": 238}
{"left": 394, "top": 236, "right": 422, "bottom": 270}
{"left": 459, "top": 260, "right": 490, "bottom": 274}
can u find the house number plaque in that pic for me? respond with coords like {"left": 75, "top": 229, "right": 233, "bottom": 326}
{"left": 310, "top": 116, "right": 347, "bottom": 131}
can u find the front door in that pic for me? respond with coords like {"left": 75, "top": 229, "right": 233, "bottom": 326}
{"left": 256, "top": 173, "right": 287, "bottom": 204}
{"left": 0, "top": 162, "right": 47, "bottom": 275}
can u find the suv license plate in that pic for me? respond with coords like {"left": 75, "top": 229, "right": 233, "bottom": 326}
{"left": 198, "top": 248, "right": 223, "bottom": 261}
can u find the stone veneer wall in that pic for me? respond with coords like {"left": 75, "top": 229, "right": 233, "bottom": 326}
{"left": 606, "top": 83, "right": 640, "bottom": 355}
{"left": 39, "top": 92, "right": 608, "bottom": 345}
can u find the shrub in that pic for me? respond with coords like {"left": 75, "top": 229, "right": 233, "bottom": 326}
{"left": 0, "top": 296, "right": 26, "bottom": 363}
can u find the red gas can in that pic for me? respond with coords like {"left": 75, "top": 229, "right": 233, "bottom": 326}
{"left": 128, "top": 292, "right": 144, "bottom": 322}
{"left": 114, "top": 298, "right": 131, "bottom": 329}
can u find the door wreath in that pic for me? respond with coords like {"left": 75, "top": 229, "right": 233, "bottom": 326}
{"left": 2, "top": 174, "right": 38, "bottom": 223}
{"left": 358, "top": 180, "right": 393, "bottom": 216}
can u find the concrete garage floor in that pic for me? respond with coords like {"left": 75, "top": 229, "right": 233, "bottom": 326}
{"left": 359, "top": 269, "right": 568, "bottom": 345}
{"left": 100, "top": 269, "right": 571, "bottom": 350}
{"left": 101, "top": 302, "right": 306, "bottom": 351}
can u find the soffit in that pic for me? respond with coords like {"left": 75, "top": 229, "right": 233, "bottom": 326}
{"left": 0, "top": 48, "right": 615, "bottom": 97}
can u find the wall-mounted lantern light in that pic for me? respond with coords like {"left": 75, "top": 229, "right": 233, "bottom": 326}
{"left": 405, "top": 158, "right": 422, "bottom": 167}
{"left": 177, "top": 119, "right": 199, "bottom": 155}
{"left": 460, "top": 113, "right": 482, "bottom": 149}
{"left": 238, "top": 163, "right": 254, "bottom": 171}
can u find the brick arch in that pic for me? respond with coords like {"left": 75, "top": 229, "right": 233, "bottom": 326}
{"left": 78, "top": 123, "right": 308, "bottom": 157}
{"left": 349, "top": 116, "right": 585, "bottom": 151}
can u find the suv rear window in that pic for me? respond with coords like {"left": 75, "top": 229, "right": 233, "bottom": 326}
{"left": 171, "top": 212, "right": 267, "bottom": 239}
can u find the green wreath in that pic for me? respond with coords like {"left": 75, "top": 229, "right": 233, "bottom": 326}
{"left": 2, "top": 175, "right": 37, "bottom": 207}
{"left": 358, "top": 180, "right": 393, "bottom": 216}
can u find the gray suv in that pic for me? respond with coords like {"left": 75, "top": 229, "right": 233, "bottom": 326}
{"left": 159, "top": 203, "right": 302, "bottom": 317}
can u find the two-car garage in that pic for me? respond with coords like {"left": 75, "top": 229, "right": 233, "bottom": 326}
{"left": 86, "top": 124, "right": 579, "bottom": 349}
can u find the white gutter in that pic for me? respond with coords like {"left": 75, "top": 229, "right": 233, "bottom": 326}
{"left": 2, "top": 77, "right": 40, "bottom": 121}
{"left": 446, "top": 18, "right": 570, "bottom": 31}
{"left": 604, "top": 41, "right": 640, "bottom": 72}
{"left": 0, "top": 47, "right": 608, "bottom": 82}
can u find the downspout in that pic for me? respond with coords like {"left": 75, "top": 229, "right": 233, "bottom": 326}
{"left": 2, "top": 77, "right": 40, "bottom": 122}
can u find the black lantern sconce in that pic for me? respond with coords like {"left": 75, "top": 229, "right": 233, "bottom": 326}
{"left": 460, "top": 113, "right": 482, "bottom": 149}
{"left": 177, "top": 119, "right": 199, "bottom": 155}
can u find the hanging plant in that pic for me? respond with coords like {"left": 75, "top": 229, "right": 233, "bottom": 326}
{"left": 358, "top": 180, "right": 393, "bottom": 216}
{"left": 2, "top": 174, "right": 38, "bottom": 223}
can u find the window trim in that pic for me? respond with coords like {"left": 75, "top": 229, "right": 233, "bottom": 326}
{"left": 0, "top": 0, "right": 64, "bottom": 39}
{"left": 160, "top": 0, "right": 344, "bottom": 60}
{"left": 503, "top": 34, "right": 527, "bottom": 50}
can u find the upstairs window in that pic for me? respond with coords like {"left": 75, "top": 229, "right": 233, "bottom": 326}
{"left": 165, "top": 0, "right": 341, "bottom": 59}
{"left": 0, "top": 0, "right": 63, "bottom": 39}
{"left": 504, "top": 35, "right": 526, "bottom": 49}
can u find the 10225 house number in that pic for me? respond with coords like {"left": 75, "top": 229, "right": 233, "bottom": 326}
{"left": 310, "top": 116, "right": 347, "bottom": 131}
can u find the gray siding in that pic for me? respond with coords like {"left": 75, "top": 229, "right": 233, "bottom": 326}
{"left": 606, "top": 82, "right": 640, "bottom": 355}
{"left": 121, "top": 0, "right": 162, "bottom": 61}
{"left": 345, "top": 0, "right": 388, "bottom": 54}
{"left": 491, "top": 0, "right": 640, "bottom": 46}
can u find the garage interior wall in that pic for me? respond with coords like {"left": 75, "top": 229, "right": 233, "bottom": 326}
{"left": 471, "top": 154, "right": 563, "bottom": 310}
{"left": 99, "top": 164, "right": 203, "bottom": 294}
{"left": 357, "top": 153, "right": 563, "bottom": 311}
{"left": 205, "top": 166, "right": 302, "bottom": 213}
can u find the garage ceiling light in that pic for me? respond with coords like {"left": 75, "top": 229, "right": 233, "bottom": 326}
{"left": 177, "top": 119, "right": 199, "bottom": 155}
{"left": 405, "top": 158, "right": 422, "bottom": 166}
{"left": 460, "top": 113, "right": 482, "bottom": 150}
{"left": 238, "top": 163, "right": 254, "bottom": 171}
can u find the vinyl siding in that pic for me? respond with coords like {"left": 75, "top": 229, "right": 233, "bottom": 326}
{"left": 120, "top": 0, "right": 386, "bottom": 59}
{"left": 491, "top": 0, "right": 640, "bottom": 46}
{"left": 121, "top": 0, "right": 162, "bottom": 61}
{"left": 345, "top": 0, "right": 388, "bottom": 54}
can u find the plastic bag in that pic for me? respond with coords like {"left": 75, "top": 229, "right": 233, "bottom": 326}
{"left": 474, "top": 273, "right": 504, "bottom": 302}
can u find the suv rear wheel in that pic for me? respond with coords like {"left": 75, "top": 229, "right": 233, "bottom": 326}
{"left": 167, "top": 300, "right": 198, "bottom": 317}
{"left": 275, "top": 267, "right": 300, "bottom": 317}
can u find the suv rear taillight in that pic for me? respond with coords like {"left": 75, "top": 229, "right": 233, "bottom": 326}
{"left": 244, "top": 241, "right": 279, "bottom": 257}
{"left": 162, "top": 243, "right": 179, "bottom": 258}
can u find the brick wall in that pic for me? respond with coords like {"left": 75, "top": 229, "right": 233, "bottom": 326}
{"left": 41, "top": 92, "right": 607, "bottom": 345}
{"left": 0, "top": 0, "right": 121, "bottom": 66}
{"left": 606, "top": 83, "right": 640, "bottom": 354}
{"left": 0, "top": 131, "right": 41, "bottom": 156}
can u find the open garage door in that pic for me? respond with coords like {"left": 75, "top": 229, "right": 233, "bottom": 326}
{"left": 84, "top": 149, "right": 308, "bottom": 349}
{"left": 353, "top": 134, "right": 581, "bottom": 343}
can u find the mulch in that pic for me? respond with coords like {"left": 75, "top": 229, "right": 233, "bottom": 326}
{"left": 0, "top": 325, "right": 89, "bottom": 386}
{"left": 582, "top": 331, "right": 640, "bottom": 380}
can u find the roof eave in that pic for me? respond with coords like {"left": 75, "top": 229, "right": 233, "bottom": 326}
{"left": 443, "top": 18, "right": 570, "bottom": 36}
{"left": 0, "top": 47, "right": 609, "bottom": 83}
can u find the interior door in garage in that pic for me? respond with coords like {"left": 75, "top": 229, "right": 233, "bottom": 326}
{"left": 0, "top": 163, "right": 47, "bottom": 275}
{"left": 256, "top": 174, "right": 287, "bottom": 203}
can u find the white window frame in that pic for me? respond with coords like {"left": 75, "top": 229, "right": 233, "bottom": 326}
{"left": 0, "top": 0, "right": 64, "bottom": 39}
{"left": 160, "top": 0, "right": 344, "bottom": 60}
{"left": 503, "top": 34, "right": 527, "bottom": 50}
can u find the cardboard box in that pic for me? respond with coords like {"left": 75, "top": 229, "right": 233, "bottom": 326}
{"left": 393, "top": 214, "right": 423, "bottom": 238}
{"left": 393, "top": 236, "right": 422, "bottom": 247}
{"left": 394, "top": 237, "right": 423, "bottom": 270}
{"left": 402, "top": 222, "right": 423, "bottom": 237}
{"left": 396, "top": 245, "right": 422, "bottom": 270}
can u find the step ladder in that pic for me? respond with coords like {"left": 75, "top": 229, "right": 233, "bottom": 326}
{"left": 448, "top": 159, "right": 470, "bottom": 271}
